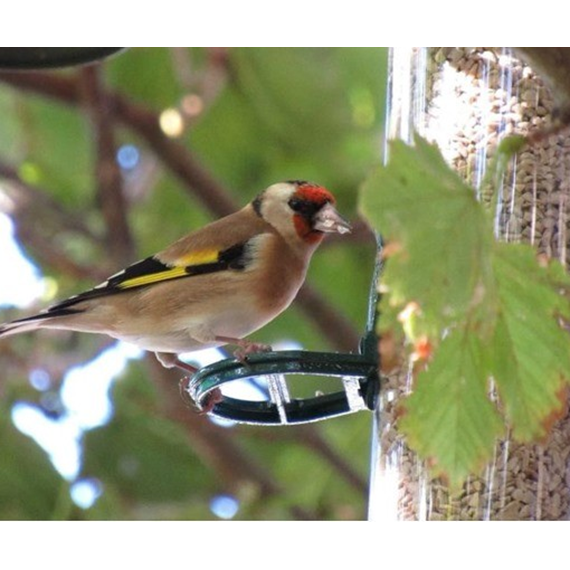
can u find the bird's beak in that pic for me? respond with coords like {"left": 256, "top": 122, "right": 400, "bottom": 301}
{"left": 313, "top": 203, "right": 352, "bottom": 234}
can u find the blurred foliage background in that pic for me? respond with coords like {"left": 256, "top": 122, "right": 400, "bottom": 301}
{"left": 0, "top": 47, "right": 387, "bottom": 520}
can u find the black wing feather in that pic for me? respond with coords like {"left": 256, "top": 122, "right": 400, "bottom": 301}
{"left": 37, "top": 242, "right": 250, "bottom": 317}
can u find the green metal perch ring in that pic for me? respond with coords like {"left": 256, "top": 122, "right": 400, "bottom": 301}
{"left": 185, "top": 332, "right": 380, "bottom": 425}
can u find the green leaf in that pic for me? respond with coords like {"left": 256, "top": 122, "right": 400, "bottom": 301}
{"left": 399, "top": 326, "right": 504, "bottom": 489}
{"left": 497, "top": 134, "right": 527, "bottom": 157}
{"left": 360, "top": 136, "right": 495, "bottom": 341}
{"left": 360, "top": 134, "right": 570, "bottom": 487}
{"left": 489, "top": 244, "right": 570, "bottom": 440}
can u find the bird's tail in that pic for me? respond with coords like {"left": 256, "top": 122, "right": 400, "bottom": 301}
{"left": 1, "top": 296, "right": 92, "bottom": 341}
{"left": 0, "top": 313, "right": 59, "bottom": 338}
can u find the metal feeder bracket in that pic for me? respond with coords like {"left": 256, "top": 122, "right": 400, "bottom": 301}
{"left": 185, "top": 330, "right": 380, "bottom": 426}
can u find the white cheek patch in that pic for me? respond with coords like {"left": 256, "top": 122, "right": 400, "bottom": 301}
{"left": 243, "top": 233, "right": 274, "bottom": 270}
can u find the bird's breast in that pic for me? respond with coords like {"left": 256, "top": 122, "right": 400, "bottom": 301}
{"left": 246, "top": 233, "right": 309, "bottom": 316}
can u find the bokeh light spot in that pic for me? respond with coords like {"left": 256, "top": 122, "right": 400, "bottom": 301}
{"left": 29, "top": 369, "right": 51, "bottom": 391}
{"left": 70, "top": 478, "right": 103, "bottom": 509}
{"left": 210, "top": 494, "right": 240, "bottom": 519}
{"left": 181, "top": 94, "right": 204, "bottom": 117}
{"left": 18, "top": 161, "right": 42, "bottom": 185}
{"left": 116, "top": 144, "right": 140, "bottom": 170}
{"left": 159, "top": 108, "right": 185, "bottom": 138}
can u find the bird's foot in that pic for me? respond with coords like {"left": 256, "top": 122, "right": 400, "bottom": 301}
{"left": 198, "top": 388, "right": 223, "bottom": 414}
{"left": 178, "top": 376, "right": 196, "bottom": 408}
{"left": 233, "top": 342, "right": 272, "bottom": 362}
{"left": 178, "top": 375, "right": 222, "bottom": 414}
{"left": 215, "top": 336, "right": 272, "bottom": 362}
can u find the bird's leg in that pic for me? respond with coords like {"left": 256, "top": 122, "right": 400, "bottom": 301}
{"left": 155, "top": 351, "right": 199, "bottom": 374}
{"left": 214, "top": 335, "right": 272, "bottom": 361}
{"left": 172, "top": 359, "right": 199, "bottom": 374}
{"left": 158, "top": 351, "right": 223, "bottom": 413}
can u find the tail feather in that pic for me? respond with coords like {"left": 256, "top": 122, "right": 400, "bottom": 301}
{"left": 0, "top": 318, "right": 45, "bottom": 338}
{"left": 0, "top": 299, "right": 86, "bottom": 338}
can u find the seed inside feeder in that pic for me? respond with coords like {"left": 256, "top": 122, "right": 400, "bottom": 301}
{"left": 372, "top": 47, "right": 570, "bottom": 521}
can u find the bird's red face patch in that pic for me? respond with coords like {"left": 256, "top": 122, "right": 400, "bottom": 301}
{"left": 295, "top": 184, "right": 335, "bottom": 207}
{"left": 289, "top": 183, "right": 335, "bottom": 243}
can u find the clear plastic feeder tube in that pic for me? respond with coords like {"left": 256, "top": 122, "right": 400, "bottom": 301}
{"left": 369, "top": 47, "right": 570, "bottom": 520}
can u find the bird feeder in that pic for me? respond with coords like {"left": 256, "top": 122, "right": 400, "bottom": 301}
{"left": 369, "top": 47, "right": 570, "bottom": 521}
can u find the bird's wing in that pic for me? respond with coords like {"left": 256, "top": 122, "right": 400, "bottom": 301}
{"left": 46, "top": 241, "right": 251, "bottom": 314}
{"left": 9, "top": 205, "right": 273, "bottom": 324}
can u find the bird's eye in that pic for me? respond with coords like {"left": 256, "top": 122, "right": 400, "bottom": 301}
{"left": 288, "top": 196, "right": 322, "bottom": 216}
{"left": 288, "top": 197, "right": 305, "bottom": 212}
{"left": 288, "top": 197, "right": 327, "bottom": 220}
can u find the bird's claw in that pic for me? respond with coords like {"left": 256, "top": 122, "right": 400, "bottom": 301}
{"left": 178, "top": 376, "right": 196, "bottom": 408}
{"left": 179, "top": 376, "right": 223, "bottom": 415}
{"left": 198, "top": 388, "right": 223, "bottom": 414}
{"left": 233, "top": 341, "right": 272, "bottom": 362}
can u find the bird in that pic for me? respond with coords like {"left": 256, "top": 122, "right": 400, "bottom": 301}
{"left": 0, "top": 180, "right": 351, "bottom": 377}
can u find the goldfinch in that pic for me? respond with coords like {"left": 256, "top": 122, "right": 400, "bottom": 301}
{"left": 0, "top": 180, "right": 351, "bottom": 374}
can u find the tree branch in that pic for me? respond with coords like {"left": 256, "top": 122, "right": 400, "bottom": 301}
{"left": 297, "top": 425, "right": 368, "bottom": 494}
{"left": 294, "top": 286, "right": 361, "bottom": 351}
{"left": 0, "top": 69, "right": 361, "bottom": 351}
{"left": 80, "top": 65, "right": 134, "bottom": 265}
{"left": 201, "top": 48, "right": 230, "bottom": 104}
{"left": 249, "top": 424, "right": 368, "bottom": 496}
{"left": 168, "top": 47, "right": 229, "bottom": 131}
{"left": 113, "top": 90, "right": 239, "bottom": 216}
{"left": 169, "top": 47, "right": 196, "bottom": 93}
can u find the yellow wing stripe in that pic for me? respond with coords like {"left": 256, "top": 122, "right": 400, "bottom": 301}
{"left": 118, "top": 249, "right": 220, "bottom": 289}
{"left": 119, "top": 267, "right": 189, "bottom": 289}
{"left": 176, "top": 249, "right": 219, "bottom": 266}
